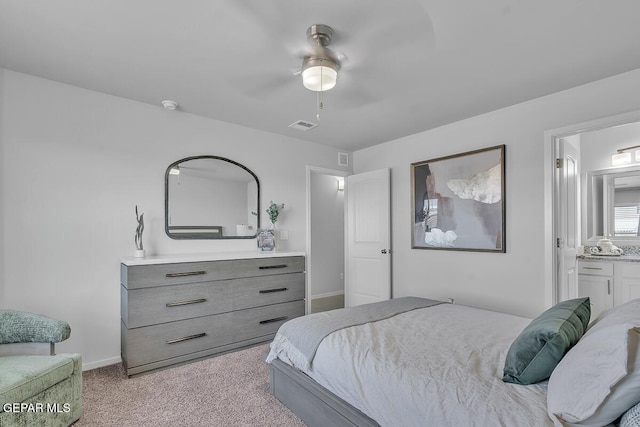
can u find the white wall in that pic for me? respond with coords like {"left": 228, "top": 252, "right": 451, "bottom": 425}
{"left": 310, "top": 173, "right": 345, "bottom": 297}
{"left": 353, "top": 68, "right": 640, "bottom": 319}
{"left": 0, "top": 70, "right": 350, "bottom": 368}
{"left": 0, "top": 69, "right": 5, "bottom": 305}
{"left": 581, "top": 121, "right": 640, "bottom": 172}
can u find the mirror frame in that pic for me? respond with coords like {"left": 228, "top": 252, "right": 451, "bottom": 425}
{"left": 585, "top": 164, "right": 640, "bottom": 245}
{"left": 164, "top": 155, "right": 260, "bottom": 240}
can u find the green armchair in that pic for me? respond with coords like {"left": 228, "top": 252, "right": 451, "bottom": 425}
{"left": 0, "top": 310, "right": 82, "bottom": 427}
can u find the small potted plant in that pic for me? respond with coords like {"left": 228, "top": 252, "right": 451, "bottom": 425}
{"left": 266, "top": 201, "right": 284, "bottom": 228}
{"left": 257, "top": 201, "right": 284, "bottom": 252}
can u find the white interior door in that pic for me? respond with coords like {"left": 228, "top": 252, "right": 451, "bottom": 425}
{"left": 345, "top": 168, "right": 391, "bottom": 307}
{"left": 556, "top": 136, "right": 580, "bottom": 302}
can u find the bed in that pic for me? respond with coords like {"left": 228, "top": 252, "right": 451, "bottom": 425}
{"left": 266, "top": 297, "right": 640, "bottom": 427}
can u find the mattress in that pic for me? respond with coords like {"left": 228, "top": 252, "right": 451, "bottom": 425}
{"left": 269, "top": 303, "right": 553, "bottom": 427}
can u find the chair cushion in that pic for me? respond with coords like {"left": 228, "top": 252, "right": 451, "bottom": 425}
{"left": 0, "top": 310, "right": 70, "bottom": 344}
{"left": 0, "top": 354, "right": 80, "bottom": 404}
{"left": 502, "top": 297, "right": 590, "bottom": 385}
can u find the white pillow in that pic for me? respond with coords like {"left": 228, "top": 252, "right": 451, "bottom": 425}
{"left": 589, "top": 298, "right": 640, "bottom": 332}
{"left": 621, "top": 402, "right": 640, "bottom": 427}
{"left": 547, "top": 298, "right": 640, "bottom": 427}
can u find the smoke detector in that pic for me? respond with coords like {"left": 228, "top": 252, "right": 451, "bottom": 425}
{"left": 161, "top": 100, "right": 178, "bottom": 110}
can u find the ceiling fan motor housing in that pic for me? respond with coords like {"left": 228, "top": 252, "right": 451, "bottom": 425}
{"left": 306, "top": 24, "right": 334, "bottom": 47}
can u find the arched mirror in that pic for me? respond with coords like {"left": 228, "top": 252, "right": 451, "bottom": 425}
{"left": 165, "top": 156, "right": 260, "bottom": 239}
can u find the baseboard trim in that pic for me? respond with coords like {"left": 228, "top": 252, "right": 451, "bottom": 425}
{"left": 310, "top": 291, "right": 344, "bottom": 300}
{"left": 83, "top": 356, "right": 122, "bottom": 371}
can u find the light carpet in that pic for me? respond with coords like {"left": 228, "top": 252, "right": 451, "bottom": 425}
{"left": 76, "top": 344, "right": 306, "bottom": 427}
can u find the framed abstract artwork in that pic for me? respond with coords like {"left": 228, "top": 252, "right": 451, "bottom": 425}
{"left": 410, "top": 145, "right": 506, "bottom": 252}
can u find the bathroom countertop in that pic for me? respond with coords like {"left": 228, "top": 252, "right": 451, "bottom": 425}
{"left": 577, "top": 254, "right": 640, "bottom": 262}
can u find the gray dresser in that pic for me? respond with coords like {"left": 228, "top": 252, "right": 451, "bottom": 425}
{"left": 120, "top": 252, "right": 305, "bottom": 376}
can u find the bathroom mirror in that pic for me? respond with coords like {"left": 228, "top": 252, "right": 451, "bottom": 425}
{"left": 165, "top": 156, "right": 260, "bottom": 239}
{"left": 585, "top": 165, "right": 640, "bottom": 243}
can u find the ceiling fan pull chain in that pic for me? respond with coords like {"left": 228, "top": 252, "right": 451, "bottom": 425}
{"left": 317, "top": 60, "right": 324, "bottom": 121}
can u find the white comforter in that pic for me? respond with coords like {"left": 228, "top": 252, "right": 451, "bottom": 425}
{"left": 270, "top": 303, "right": 553, "bottom": 427}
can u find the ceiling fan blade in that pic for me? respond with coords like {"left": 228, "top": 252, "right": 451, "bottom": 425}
{"left": 231, "top": 73, "right": 296, "bottom": 99}
{"left": 221, "top": 1, "right": 294, "bottom": 43}
{"left": 331, "top": 2, "right": 436, "bottom": 67}
{"left": 331, "top": 88, "right": 379, "bottom": 109}
{"left": 327, "top": 75, "right": 381, "bottom": 109}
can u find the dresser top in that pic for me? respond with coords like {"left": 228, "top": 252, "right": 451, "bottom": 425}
{"left": 121, "top": 251, "right": 305, "bottom": 266}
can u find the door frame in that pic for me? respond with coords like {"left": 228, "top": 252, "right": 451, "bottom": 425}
{"left": 544, "top": 109, "right": 640, "bottom": 308}
{"left": 306, "top": 165, "right": 349, "bottom": 314}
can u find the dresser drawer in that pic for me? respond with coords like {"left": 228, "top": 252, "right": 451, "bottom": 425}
{"left": 122, "top": 310, "right": 234, "bottom": 368}
{"left": 122, "top": 272, "right": 305, "bottom": 328}
{"left": 231, "top": 256, "right": 305, "bottom": 279}
{"left": 122, "top": 300, "right": 303, "bottom": 368}
{"left": 233, "top": 272, "right": 305, "bottom": 311}
{"left": 121, "top": 280, "right": 233, "bottom": 329}
{"left": 121, "top": 256, "right": 305, "bottom": 289}
{"left": 233, "top": 300, "right": 305, "bottom": 343}
{"left": 578, "top": 261, "right": 614, "bottom": 276}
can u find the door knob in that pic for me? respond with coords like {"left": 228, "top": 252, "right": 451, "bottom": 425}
{"left": 381, "top": 249, "right": 390, "bottom": 254}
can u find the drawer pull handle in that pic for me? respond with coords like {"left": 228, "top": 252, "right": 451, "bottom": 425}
{"left": 259, "top": 264, "right": 287, "bottom": 270}
{"left": 259, "top": 288, "right": 288, "bottom": 294}
{"left": 165, "top": 271, "right": 207, "bottom": 278}
{"left": 165, "top": 333, "right": 206, "bottom": 345}
{"left": 259, "top": 316, "right": 288, "bottom": 325}
{"left": 583, "top": 267, "right": 603, "bottom": 270}
{"left": 166, "top": 298, "right": 207, "bottom": 307}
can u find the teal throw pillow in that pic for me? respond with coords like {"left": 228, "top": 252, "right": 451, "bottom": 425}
{"left": 502, "top": 297, "right": 590, "bottom": 385}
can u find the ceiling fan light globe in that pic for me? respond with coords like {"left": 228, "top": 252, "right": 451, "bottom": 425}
{"left": 302, "top": 66, "right": 338, "bottom": 91}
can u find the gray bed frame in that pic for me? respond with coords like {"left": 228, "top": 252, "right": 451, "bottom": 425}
{"left": 269, "top": 358, "right": 380, "bottom": 427}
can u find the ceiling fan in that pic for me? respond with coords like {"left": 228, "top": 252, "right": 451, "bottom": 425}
{"left": 232, "top": 23, "right": 348, "bottom": 99}
{"left": 229, "top": 2, "right": 436, "bottom": 112}
{"left": 295, "top": 24, "right": 345, "bottom": 120}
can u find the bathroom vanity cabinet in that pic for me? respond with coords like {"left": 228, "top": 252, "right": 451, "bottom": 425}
{"left": 577, "top": 258, "right": 640, "bottom": 320}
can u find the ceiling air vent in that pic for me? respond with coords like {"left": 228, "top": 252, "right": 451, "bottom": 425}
{"left": 288, "top": 120, "right": 318, "bottom": 131}
{"left": 338, "top": 152, "right": 349, "bottom": 167}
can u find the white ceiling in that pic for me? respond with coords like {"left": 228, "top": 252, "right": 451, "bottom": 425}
{"left": 2, "top": 1, "right": 640, "bottom": 151}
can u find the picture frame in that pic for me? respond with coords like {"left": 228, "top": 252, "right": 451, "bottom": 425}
{"left": 410, "top": 144, "right": 506, "bottom": 252}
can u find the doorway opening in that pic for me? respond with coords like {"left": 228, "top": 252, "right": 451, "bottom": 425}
{"left": 546, "top": 110, "right": 640, "bottom": 308}
{"left": 306, "top": 166, "right": 348, "bottom": 314}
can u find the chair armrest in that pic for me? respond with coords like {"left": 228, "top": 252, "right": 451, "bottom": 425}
{"left": 0, "top": 309, "right": 71, "bottom": 344}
